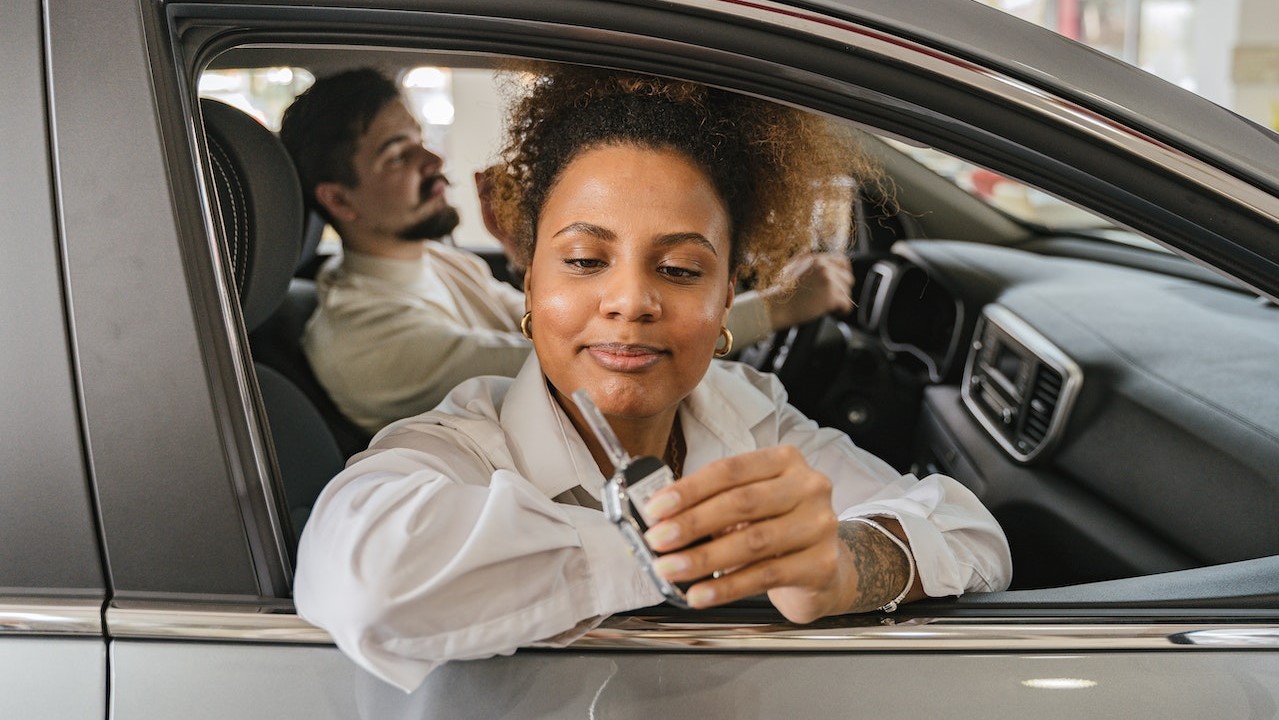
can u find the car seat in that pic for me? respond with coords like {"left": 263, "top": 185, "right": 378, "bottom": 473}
{"left": 200, "top": 97, "right": 355, "bottom": 536}
{"left": 249, "top": 276, "right": 371, "bottom": 458}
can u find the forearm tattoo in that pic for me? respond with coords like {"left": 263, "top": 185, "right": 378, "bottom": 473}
{"left": 837, "top": 520, "right": 911, "bottom": 613}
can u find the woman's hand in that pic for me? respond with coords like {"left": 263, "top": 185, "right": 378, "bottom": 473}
{"left": 641, "top": 445, "right": 860, "bottom": 623}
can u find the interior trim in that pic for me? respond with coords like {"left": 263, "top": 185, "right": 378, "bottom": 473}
{"left": 962, "top": 304, "right": 1084, "bottom": 462}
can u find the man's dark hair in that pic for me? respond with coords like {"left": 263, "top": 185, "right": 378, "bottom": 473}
{"left": 279, "top": 68, "right": 402, "bottom": 224}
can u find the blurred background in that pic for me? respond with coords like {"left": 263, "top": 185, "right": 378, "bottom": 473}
{"left": 977, "top": 0, "right": 1279, "bottom": 126}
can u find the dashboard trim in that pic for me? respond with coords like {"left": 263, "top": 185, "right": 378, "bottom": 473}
{"left": 859, "top": 261, "right": 896, "bottom": 332}
{"left": 962, "top": 304, "right": 1083, "bottom": 462}
{"left": 876, "top": 262, "right": 965, "bottom": 383}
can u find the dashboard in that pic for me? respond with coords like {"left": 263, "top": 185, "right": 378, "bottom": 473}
{"left": 833, "top": 239, "right": 1279, "bottom": 588}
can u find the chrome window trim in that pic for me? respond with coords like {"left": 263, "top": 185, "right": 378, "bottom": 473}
{"left": 104, "top": 604, "right": 1279, "bottom": 651}
{"left": 107, "top": 604, "right": 331, "bottom": 644}
{"left": 0, "top": 598, "right": 103, "bottom": 637}
{"left": 574, "top": 616, "right": 1279, "bottom": 651}
{"left": 158, "top": 4, "right": 296, "bottom": 592}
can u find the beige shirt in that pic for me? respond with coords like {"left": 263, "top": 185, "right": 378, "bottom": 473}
{"left": 294, "top": 354, "right": 1012, "bottom": 691}
{"left": 303, "top": 244, "right": 774, "bottom": 434}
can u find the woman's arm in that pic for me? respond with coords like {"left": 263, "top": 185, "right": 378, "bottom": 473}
{"left": 641, "top": 445, "right": 905, "bottom": 622}
{"left": 835, "top": 516, "right": 926, "bottom": 612}
{"left": 294, "top": 433, "right": 661, "bottom": 691}
{"left": 640, "top": 369, "right": 1011, "bottom": 620}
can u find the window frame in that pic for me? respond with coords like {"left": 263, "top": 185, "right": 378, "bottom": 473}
{"left": 87, "top": 0, "right": 1279, "bottom": 650}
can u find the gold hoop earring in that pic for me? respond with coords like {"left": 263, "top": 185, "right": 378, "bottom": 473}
{"left": 714, "top": 326, "right": 733, "bottom": 358}
{"left": 520, "top": 311, "right": 533, "bottom": 340}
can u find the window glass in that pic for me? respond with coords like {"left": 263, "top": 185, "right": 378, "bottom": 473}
{"left": 881, "top": 138, "right": 1172, "bottom": 248}
{"left": 198, "top": 67, "right": 315, "bottom": 130}
{"left": 198, "top": 65, "right": 506, "bottom": 250}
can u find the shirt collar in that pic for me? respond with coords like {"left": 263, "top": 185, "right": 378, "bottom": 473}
{"left": 500, "top": 354, "right": 606, "bottom": 500}
{"left": 499, "top": 355, "right": 775, "bottom": 497}
{"left": 679, "top": 360, "right": 775, "bottom": 474}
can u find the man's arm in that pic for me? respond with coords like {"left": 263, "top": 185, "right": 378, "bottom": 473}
{"left": 306, "top": 302, "right": 532, "bottom": 433}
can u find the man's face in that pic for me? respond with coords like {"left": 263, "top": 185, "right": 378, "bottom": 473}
{"left": 343, "top": 99, "right": 459, "bottom": 241}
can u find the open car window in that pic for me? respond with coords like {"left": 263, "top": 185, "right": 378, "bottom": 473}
{"left": 192, "top": 46, "right": 1279, "bottom": 620}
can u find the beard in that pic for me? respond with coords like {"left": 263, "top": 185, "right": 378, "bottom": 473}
{"left": 396, "top": 204, "right": 460, "bottom": 241}
{"left": 396, "top": 174, "right": 461, "bottom": 241}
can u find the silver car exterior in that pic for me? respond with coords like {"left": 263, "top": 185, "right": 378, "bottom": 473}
{"left": 3, "top": 0, "right": 1279, "bottom": 717}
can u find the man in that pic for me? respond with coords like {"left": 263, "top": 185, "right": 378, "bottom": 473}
{"left": 280, "top": 67, "right": 854, "bottom": 435}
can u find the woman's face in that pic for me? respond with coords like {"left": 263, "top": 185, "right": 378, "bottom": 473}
{"left": 525, "top": 144, "right": 734, "bottom": 422}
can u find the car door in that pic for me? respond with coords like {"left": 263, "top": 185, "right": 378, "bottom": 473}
{"left": 43, "top": 1, "right": 1279, "bottom": 718}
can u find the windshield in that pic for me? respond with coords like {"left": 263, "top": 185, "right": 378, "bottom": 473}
{"left": 883, "top": 139, "right": 1110, "bottom": 230}
{"left": 882, "top": 138, "right": 1174, "bottom": 253}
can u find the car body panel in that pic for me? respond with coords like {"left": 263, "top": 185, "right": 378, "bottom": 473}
{"left": 44, "top": 0, "right": 274, "bottom": 598}
{"left": 110, "top": 641, "right": 357, "bottom": 719}
{"left": 0, "top": 0, "right": 103, "bottom": 594}
{"left": 109, "top": 639, "right": 1279, "bottom": 719}
{"left": 0, "top": 637, "right": 106, "bottom": 720}
{"left": 0, "top": 1, "right": 107, "bottom": 710}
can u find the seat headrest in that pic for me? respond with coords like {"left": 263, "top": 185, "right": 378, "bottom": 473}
{"left": 201, "top": 98, "right": 302, "bottom": 331}
{"left": 299, "top": 209, "right": 327, "bottom": 274}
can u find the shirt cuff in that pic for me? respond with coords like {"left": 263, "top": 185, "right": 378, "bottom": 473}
{"left": 837, "top": 476, "right": 1007, "bottom": 598}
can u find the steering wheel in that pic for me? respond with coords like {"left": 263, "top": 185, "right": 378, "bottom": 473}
{"left": 740, "top": 303, "right": 918, "bottom": 470}
{"left": 749, "top": 315, "right": 852, "bottom": 409}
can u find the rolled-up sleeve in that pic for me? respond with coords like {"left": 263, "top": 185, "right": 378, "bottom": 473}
{"left": 294, "top": 442, "right": 661, "bottom": 692}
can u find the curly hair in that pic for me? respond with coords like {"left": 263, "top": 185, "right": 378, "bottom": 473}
{"left": 489, "top": 66, "right": 882, "bottom": 287}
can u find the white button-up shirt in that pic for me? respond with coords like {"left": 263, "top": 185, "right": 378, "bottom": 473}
{"left": 294, "top": 355, "right": 1011, "bottom": 691}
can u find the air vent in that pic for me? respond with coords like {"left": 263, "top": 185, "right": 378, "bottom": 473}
{"left": 961, "top": 305, "right": 1082, "bottom": 463}
{"left": 1017, "top": 365, "right": 1063, "bottom": 453}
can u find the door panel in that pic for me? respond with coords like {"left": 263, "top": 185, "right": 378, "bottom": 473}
{"left": 0, "top": 0, "right": 103, "bottom": 593}
{"left": 0, "top": 1, "right": 108, "bottom": 716}
{"left": 109, "top": 641, "right": 1279, "bottom": 719}
{"left": 0, "top": 638, "right": 105, "bottom": 720}
{"left": 110, "top": 642, "right": 358, "bottom": 719}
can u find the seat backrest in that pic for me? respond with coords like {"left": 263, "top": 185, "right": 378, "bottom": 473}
{"left": 296, "top": 209, "right": 328, "bottom": 279}
{"left": 201, "top": 97, "right": 346, "bottom": 537}
{"left": 248, "top": 277, "right": 371, "bottom": 458}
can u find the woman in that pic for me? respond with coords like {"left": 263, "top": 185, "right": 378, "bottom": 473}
{"left": 294, "top": 67, "right": 1011, "bottom": 692}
